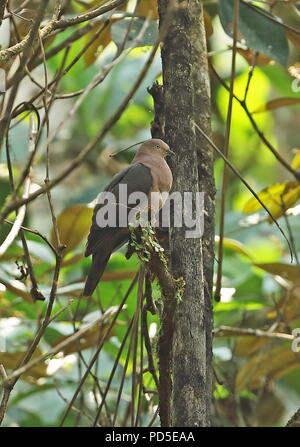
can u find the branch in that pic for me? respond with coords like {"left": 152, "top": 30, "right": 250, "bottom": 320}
{"left": 3, "top": 220, "right": 57, "bottom": 255}
{"left": 0, "top": 16, "right": 164, "bottom": 223}
{"left": 286, "top": 407, "right": 300, "bottom": 427}
{"left": 209, "top": 62, "right": 300, "bottom": 182}
{"left": 2, "top": 307, "right": 117, "bottom": 384}
{"left": 215, "top": 0, "right": 239, "bottom": 302}
{"left": 0, "top": 0, "right": 127, "bottom": 62}
{"left": 0, "top": 184, "right": 28, "bottom": 255}
{"left": 193, "top": 121, "right": 293, "bottom": 261}
{"left": 213, "top": 325, "right": 295, "bottom": 341}
{"left": 59, "top": 273, "right": 139, "bottom": 426}
{"left": 128, "top": 225, "right": 185, "bottom": 303}
{"left": 0, "top": 0, "right": 49, "bottom": 154}
{"left": 0, "top": 365, "right": 11, "bottom": 425}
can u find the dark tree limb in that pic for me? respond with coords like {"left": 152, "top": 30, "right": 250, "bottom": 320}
{"left": 286, "top": 408, "right": 300, "bottom": 427}
{"left": 148, "top": 81, "right": 173, "bottom": 426}
{"left": 158, "top": 0, "right": 214, "bottom": 426}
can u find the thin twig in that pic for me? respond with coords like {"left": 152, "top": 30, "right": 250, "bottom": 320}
{"left": 0, "top": 0, "right": 128, "bottom": 62}
{"left": 215, "top": 0, "right": 239, "bottom": 302}
{"left": 59, "top": 273, "right": 139, "bottom": 426}
{"left": 0, "top": 364, "right": 11, "bottom": 425}
{"left": 193, "top": 122, "right": 293, "bottom": 260}
{"left": 209, "top": 62, "right": 300, "bottom": 182}
{"left": 0, "top": 22, "right": 163, "bottom": 223}
{"left": 0, "top": 0, "right": 49, "bottom": 152}
{"left": 92, "top": 317, "right": 135, "bottom": 426}
{"left": 3, "top": 220, "right": 57, "bottom": 255}
{"left": 213, "top": 325, "right": 295, "bottom": 340}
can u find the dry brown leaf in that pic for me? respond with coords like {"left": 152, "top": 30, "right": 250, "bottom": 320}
{"left": 84, "top": 22, "right": 113, "bottom": 67}
{"left": 267, "top": 286, "right": 300, "bottom": 322}
{"left": 286, "top": 29, "right": 300, "bottom": 50}
{"left": 236, "top": 345, "right": 300, "bottom": 391}
{"left": 255, "top": 262, "right": 300, "bottom": 285}
{"left": 235, "top": 336, "right": 270, "bottom": 356}
{"left": 54, "top": 323, "right": 113, "bottom": 355}
{"left": 253, "top": 97, "right": 300, "bottom": 114}
{"left": 136, "top": 0, "right": 159, "bottom": 20}
{"left": 0, "top": 349, "right": 47, "bottom": 381}
{"left": 236, "top": 47, "right": 272, "bottom": 66}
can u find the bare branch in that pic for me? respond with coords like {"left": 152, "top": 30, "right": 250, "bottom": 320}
{"left": 0, "top": 26, "right": 162, "bottom": 223}
{"left": 213, "top": 325, "right": 295, "bottom": 341}
{"left": 0, "top": 0, "right": 127, "bottom": 62}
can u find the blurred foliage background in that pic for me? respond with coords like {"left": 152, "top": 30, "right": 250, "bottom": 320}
{"left": 0, "top": 0, "right": 300, "bottom": 427}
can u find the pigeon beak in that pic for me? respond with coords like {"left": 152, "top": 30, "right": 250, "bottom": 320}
{"left": 167, "top": 149, "right": 175, "bottom": 156}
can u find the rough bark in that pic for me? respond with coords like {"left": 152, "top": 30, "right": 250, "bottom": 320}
{"left": 158, "top": 0, "right": 215, "bottom": 427}
{"left": 286, "top": 407, "right": 300, "bottom": 427}
{"left": 148, "top": 82, "right": 173, "bottom": 427}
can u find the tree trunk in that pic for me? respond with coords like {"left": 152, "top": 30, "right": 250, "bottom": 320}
{"left": 158, "top": 0, "right": 215, "bottom": 427}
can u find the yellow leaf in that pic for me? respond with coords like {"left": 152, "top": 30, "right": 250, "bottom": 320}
{"left": 243, "top": 181, "right": 300, "bottom": 220}
{"left": 267, "top": 184, "right": 300, "bottom": 220}
{"left": 291, "top": 149, "right": 300, "bottom": 170}
{"left": 243, "top": 183, "right": 287, "bottom": 213}
{"left": 136, "top": 0, "right": 159, "bottom": 20}
{"left": 215, "top": 236, "right": 254, "bottom": 260}
{"left": 51, "top": 205, "right": 93, "bottom": 256}
{"left": 252, "top": 97, "right": 300, "bottom": 114}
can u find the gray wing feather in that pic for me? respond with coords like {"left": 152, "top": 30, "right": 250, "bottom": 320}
{"left": 85, "top": 163, "right": 152, "bottom": 257}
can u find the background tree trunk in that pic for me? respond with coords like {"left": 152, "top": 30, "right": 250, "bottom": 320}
{"left": 158, "top": 0, "right": 215, "bottom": 427}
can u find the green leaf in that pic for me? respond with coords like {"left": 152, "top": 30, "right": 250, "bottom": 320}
{"left": 218, "top": 0, "right": 289, "bottom": 66}
{"left": 110, "top": 18, "right": 158, "bottom": 50}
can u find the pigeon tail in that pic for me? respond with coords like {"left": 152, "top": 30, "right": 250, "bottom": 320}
{"left": 83, "top": 252, "right": 111, "bottom": 296}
